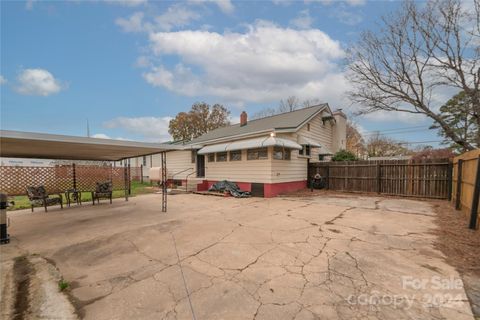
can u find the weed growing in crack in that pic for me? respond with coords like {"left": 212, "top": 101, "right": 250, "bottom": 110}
{"left": 58, "top": 279, "right": 70, "bottom": 292}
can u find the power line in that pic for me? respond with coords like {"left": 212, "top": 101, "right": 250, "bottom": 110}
{"left": 362, "top": 128, "right": 432, "bottom": 137}
{"left": 361, "top": 125, "right": 429, "bottom": 134}
{"left": 397, "top": 140, "right": 444, "bottom": 145}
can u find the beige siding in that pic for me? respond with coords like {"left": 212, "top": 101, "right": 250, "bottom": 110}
{"left": 271, "top": 149, "right": 308, "bottom": 183}
{"left": 145, "top": 112, "right": 344, "bottom": 184}
{"left": 150, "top": 150, "right": 194, "bottom": 180}
{"left": 205, "top": 148, "right": 273, "bottom": 183}
{"left": 295, "top": 112, "right": 335, "bottom": 163}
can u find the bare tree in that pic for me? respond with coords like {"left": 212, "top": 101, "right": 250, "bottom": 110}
{"left": 346, "top": 121, "right": 367, "bottom": 158}
{"left": 348, "top": 0, "right": 480, "bottom": 151}
{"left": 278, "top": 96, "right": 300, "bottom": 113}
{"left": 252, "top": 96, "right": 323, "bottom": 119}
{"left": 366, "top": 133, "right": 410, "bottom": 157}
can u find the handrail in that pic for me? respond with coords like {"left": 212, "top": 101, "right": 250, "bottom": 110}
{"left": 171, "top": 168, "right": 193, "bottom": 181}
{"left": 185, "top": 171, "right": 197, "bottom": 193}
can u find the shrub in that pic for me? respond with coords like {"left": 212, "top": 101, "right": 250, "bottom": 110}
{"left": 331, "top": 149, "right": 358, "bottom": 161}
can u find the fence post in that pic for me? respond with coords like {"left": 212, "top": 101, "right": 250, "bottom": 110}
{"left": 447, "top": 161, "right": 453, "bottom": 201}
{"left": 140, "top": 165, "right": 144, "bottom": 184}
{"left": 468, "top": 156, "right": 480, "bottom": 229}
{"left": 72, "top": 163, "right": 77, "bottom": 190}
{"left": 376, "top": 162, "right": 381, "bottom": 194}
{"left": 326, "top": 163, "right": 330, "bottom": 190}
{"left": 455, "top": 159, "right": 463, "bottom": 210}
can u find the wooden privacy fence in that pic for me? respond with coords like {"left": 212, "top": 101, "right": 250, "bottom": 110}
{"left": 308, "top": 159, "right": 452, "bottom": 199}
{"left": 451, "top": 149, "right": 480, "bottom": 229}
{"left": 0, "top": 164, "right": 137, "bottom": 196}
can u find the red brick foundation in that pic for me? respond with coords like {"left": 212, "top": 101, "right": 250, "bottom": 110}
{"left": 196, "top": 180, "right": 307, "bottom": 198}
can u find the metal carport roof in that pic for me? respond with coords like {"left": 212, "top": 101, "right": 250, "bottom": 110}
{"left": 0, "top": 130, "right": 180, "bottom": 161}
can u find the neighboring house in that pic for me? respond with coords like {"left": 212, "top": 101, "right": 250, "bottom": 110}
{"left": 0, "top": 157, "right": 54, "bottom": 167}
{"left": 143, "top": 104, "right": 346, "bottom": 197}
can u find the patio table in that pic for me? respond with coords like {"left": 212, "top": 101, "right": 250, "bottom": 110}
{"left": 65, "top": 189, "right": 82, "bottom": 207}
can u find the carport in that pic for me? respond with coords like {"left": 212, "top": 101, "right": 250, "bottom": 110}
{"left": 0, "top": 130, "right": 179, "bottom": 212}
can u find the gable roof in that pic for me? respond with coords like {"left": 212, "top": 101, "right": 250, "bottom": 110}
{"left": 189, "top": 103, "right": 329, "bottom": 145}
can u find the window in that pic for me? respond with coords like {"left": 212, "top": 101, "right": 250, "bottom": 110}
{"left": 273, "top": 147, "right": 291, "bottom": 160}
{"left": 307, "top": 123, "right": 310, "bottom": 131}
{"left": 142, "top": 156, "right": 147, "bottom": 166}
{"left": 247, "top": 148, "right": 268, "bottom": 160}
{"left": 230, "top": 150, "right": 242, "bottom": 161}
{"left": 299, "top": 145, "right": 311, "bottom": 157}
{"left": 208, "top": 153, "right": 215, "bottom": 162}
{"left": 319, "top": 155, "right": 325, "bottom": 161}
{"left": 216, "top": 152, "right": 227, "bottom": 162}
{"left": 191, "top": 150, "right": 196, "bottom": 163}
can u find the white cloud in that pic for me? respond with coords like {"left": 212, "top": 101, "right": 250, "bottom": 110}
{"left": 116, "top": 5, "right": 200, "bottom": 33}
{"left": 92, "top": 133, "right": 129, "bottom": 140}
{"left": 15, "top": 68, "right": 63, "bottom": 96}
{"left": 345, "top": 0, "right": 365, "bottom": 6}
{"left": 105, "top": 0, "right": 147, "bottom": 7}
{"left": 142, "top": 22, "right": 349, "bottom": 108}
{"left": 272, "top": 0, "right": 292, "bottom": 6}
{"left": 290, "top": 9, "right": 313, "bottom": 29}
{"left": 360, "top": 111, "right": 429, "bottom": 124}
{"left": 25, "top": 0, "right": 37, "bottom": 10}
{"left": 104, "top": 116, "right": 172, "bottom": 141}
{"left": 116, "top": 12, "right": 145, "bottom": 33}
{"left": 92, "top": 133, "right": 111, "bottom": 139}
{"left": 155, "top": 5, "right": 200, "bottom": 32}
{"left": 189, "top": 0, "right": 235, "bottom": 14}
{"left": 308, "top": 0, "right": 366, "bottom": 6}
{"left": 0, "top": 75, "right": 6, "bottom": 85}
{"left": 331, "top": 7, "right": 363, "bottom": 25}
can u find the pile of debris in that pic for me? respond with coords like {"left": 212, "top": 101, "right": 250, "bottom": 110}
{"left": 208, "top": 180, "right": 251, "bottom": 198}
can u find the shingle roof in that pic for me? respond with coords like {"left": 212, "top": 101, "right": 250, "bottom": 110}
{"left": 189, "top": 104, "right": 328, "bottom": 144}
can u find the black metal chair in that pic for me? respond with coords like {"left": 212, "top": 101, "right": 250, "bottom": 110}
{"left": 26, "top": 186, "right": 63, "bottom": 212}
{"left": 92, "top": 182, "right": 113, "bottom": 205}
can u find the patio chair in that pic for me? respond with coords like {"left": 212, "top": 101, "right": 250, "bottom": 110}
{"left": 26, "top": 186, "right": 63, "bottom": 212}
{"left": 92, "top": 181, "right": 113, "bottom": 205}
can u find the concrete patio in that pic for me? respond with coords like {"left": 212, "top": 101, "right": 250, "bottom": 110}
{"left": 1, "top": 193, "right": 475, "bottom": 320}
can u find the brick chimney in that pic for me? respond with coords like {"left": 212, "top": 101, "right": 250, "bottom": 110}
{"left": 240, "top": 111, "right": 248, "bottom": 126}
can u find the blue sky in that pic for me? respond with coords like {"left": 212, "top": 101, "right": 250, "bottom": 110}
{"left": 1, "top": 0, "right": 443, "bottom": 147}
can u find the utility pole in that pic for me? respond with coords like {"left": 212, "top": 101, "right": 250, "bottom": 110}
{"left": 86, "top": 119, "right": 90, "bottom": 138}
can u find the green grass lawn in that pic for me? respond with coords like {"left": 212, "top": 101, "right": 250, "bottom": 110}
{"left": 8, "top": 181, "right": 156, "bottom": 211}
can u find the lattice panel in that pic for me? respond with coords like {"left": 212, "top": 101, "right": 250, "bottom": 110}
{"left": 0, "top": 165, "right": 73, "bottom": 196}
{"left": 130, "top": 166, "right": 142, "bottom": 180}
{"left": 75, "top": 165, "right": 127, "bottom": 192}
{"left": 0, "top": 165, "right": 129, "bottom": 196}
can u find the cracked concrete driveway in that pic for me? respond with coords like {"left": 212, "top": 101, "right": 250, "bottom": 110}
{"left": 2, "top": 193, "right": 475, "bottom": 320}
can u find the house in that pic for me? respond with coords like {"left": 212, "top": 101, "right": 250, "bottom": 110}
{"left": 147, "top": 104, "right": 346, "bottom": 197}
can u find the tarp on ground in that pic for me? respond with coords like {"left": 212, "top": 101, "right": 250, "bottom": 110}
{"left": 208, "top": 180, "right": 251, "bottom": 198}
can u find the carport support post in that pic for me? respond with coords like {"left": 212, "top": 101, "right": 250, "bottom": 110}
{"left": 128, "top": 164, "right": 131, "bottom": 195}
{"left": 468, "top": 156, "right": 480, "bottom": 229}
{"left": 455, "top": 159, "right": 463, "bottom": 210}
{"left": 72, "top": 163, "right": 77, "bottom": 190}
{"left": 124, "top": 164, "right": 129, "bottom": 201}
{"left": 161, "top": 151, "right": 167, "bottom": 212}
